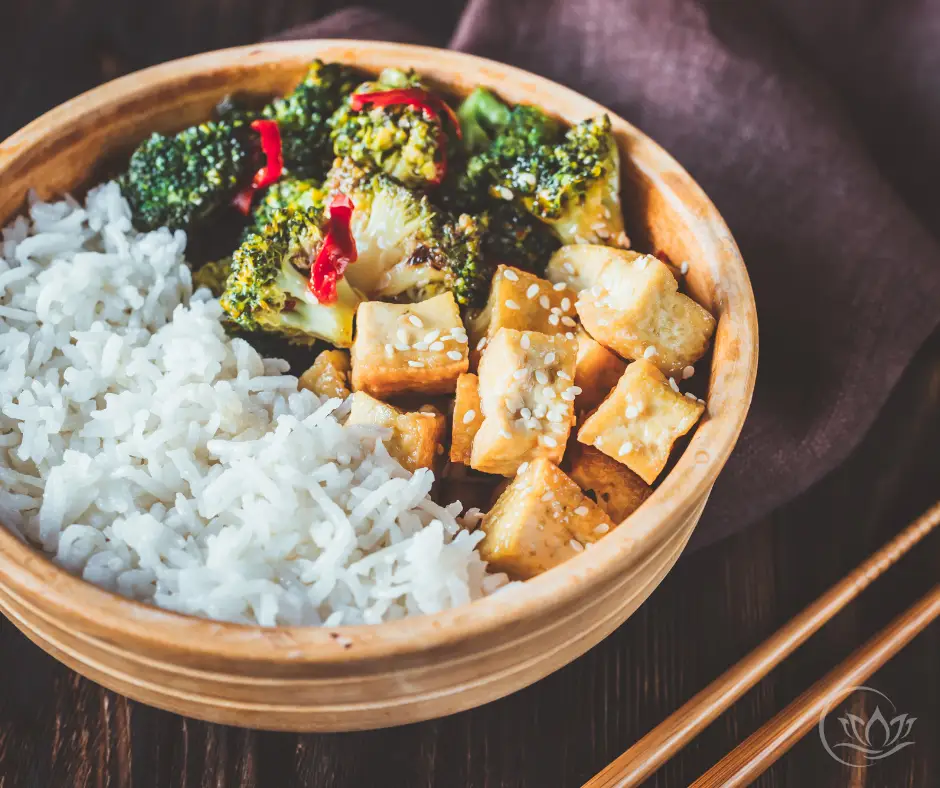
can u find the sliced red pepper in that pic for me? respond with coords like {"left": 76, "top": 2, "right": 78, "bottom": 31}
{"left": 232, "top": 119, "right": 285, "bottom": 215}
{"left": 309, "top": 194, "right": 358, "bottom": 304}
{"left": 349, "top": 88, "right": 461, "bottom": 184}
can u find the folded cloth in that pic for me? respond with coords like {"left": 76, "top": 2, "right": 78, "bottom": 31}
{"left": 274, "top": 1, "right": 940, "bottom": 548}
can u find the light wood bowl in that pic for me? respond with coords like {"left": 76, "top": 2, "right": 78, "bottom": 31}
{"left": 0, "top": 41, "right": 757, "bottom": 731}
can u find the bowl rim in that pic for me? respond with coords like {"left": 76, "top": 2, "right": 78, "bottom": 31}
{"left": 0, "top": 40, "right": 758, "bottom": 664}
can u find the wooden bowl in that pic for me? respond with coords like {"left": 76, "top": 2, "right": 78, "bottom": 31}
{"left": 0, "top": 41, "right": 757, "bottom": 731}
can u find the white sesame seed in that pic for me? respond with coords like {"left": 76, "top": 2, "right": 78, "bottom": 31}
{"left": 635, "top": 400, "right": 645, "bottom": 412}
{"left": 550, "top": 306, "right": 562, "bottom": 315}
{"left": 409, "top": 315, "right": 423, "bottom": 328}
{"left": 408, "top": 360, "right": 425, "bottom": 368}
{"left": 551, "top": 282, "right": 565, "bottom": 292}
{"left": 685, "top": 391, "right": 698, "bottom": 400}
{"left": 574, "top": 505, "right": 589, "bottom": 516}
{"left": 505, "top": 299, "right": 521, "bottom": 310}
{"left": 570, "top": 386, "right": 582, "bottom": 395}
{"left": 546, "top": 409, "right": 563, "bottom": 422}
{"left": 564, "top": 262, "right": 575, "bottom": 274}
{"left": 500, "top": 428, "right": 512, "bottom": 439}
{"left": 476, "top": 337, "right": 488, "bottom": 350}
{"left": 526, "top": 284, "right": 540, "bottom": 299}
{"left": 625, "top": 405, "right": 639, "bottom": 419}
{"left": 497, "top": 186, "right": 514, "bottom": 200}
{"left": 535, "top": 370, "right": 549, "bottom": 385}
{"left": 557, "top": 370, "right": 572, "bottom": 381}
{"left": 561, "top": 297, "right": 571, "bottom": 312}
{"left": 542, "top": 435, "right": 558, "bottom": 448}
{"left": 618, "top": 441, "right": 634, "bottom": 456}
{"left": 513, "top": 369, "right": 527, "bottom": 380}
{"left": 669, "top": 377, "right": 680, "bottom": 393}
{"left": 680, "top": 261, "right": 690, "bottom": 275}
{"left": 413, "top": 341, "right": 430, "bottom": 351}
{"left": 447, "top": 350, "right": 463, "bottom": 361}
{"left": 534, "top": 405, "right": 547, "bottom": 418}
{"left": 594, "top": 523, "right": 610, "bottom": 535}
{"left": 503, "top": 268, "right": 519, "bottom": 281}
{"left": 561, "top": 316, "right": 577, "bottom": 327}
{"left": 397, "top": 328, "right": 409, "bottom": 344}
{"left": 569, "top": 539, "right": 584, "bottom": 553}
{"left": 539, "top": 295, "right": 551, "bottom": 309}
{"left": 643, "top": 346, "right": 658, "bottom": 359}
{"left": 516, "top": 462, "right": 530, "bottom": 475}
{"left": 429, "top": 341, "right": 445, "bottom": 351}
{"left": 384, "top": 343, "right": 394, "bottom": 355}
{"left": 544, "top": 352, "right": 556, "bottom": 365}
{"left": 452, "top": 333, "right": 468, "bottom": 344}
{"left": 520, "top": 407, "right": 532, "bottom": 419}
{"left": 521, "top": 334, "right": 531, "bottom": 349}
{"left": 561, "top": 391, "right": 576, "bottom": 401}
{"left": 463, "top": 409, "right": 477, "bottom": 424}
{"left": 541, "top": 491, "right": 554, "bottom": 502}
{"left": 682, "top": 365, "right": 695, "bottom": 379}
{"left": 548, "top": 313, "right": 560, "bottom": 326}
{"left": 565, "top": 332, "right": 575, "bottom": 340}
{"left": 423, "top": 329, "right": 441, "bottom": 344}
{"left": 394, "top": 342, "right": 411, "bottom": 352}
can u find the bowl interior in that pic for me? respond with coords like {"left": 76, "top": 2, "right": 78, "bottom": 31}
{"left": 0, "top": 41, "right": 757, "bottom": 663}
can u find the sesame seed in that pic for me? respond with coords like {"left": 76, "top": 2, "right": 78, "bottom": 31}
{"left": 561, "top": 391, "right": 576, "bottom": 401}
{"left": 500, "top": 428, "right": 512, "bottom": 439}
{"left": 643, "top": 346, "right": 658, "bottom": 359}
{"left": 594, "top": 523, "right": 610, "bottom": 535}
{"left": 513, "top": 369, "right": 527, "bottom": 380}
{"left": 548, "top": 313, "right": 560, "bottom": 326}
{"left": 520, "top": 407, "right": 532, "bottom": 419}
{"left": 409, "top": 315, "right": 423, "bottom": 328}
{"left": 447, "top": 350, "right": 463, "bottom": 361}
{"left": 542, "top": 435, "right": 559, "bottom": 448}
{"left": 497, "top": 186, "right": 514, "bottom": 200}
{"left": 625, "top": 405, "right": 639, "bottom": 419}
{"left": 682, "top": 365, "right": 695, "bottom": 379}
{"left": 565, "top": 332, "right": 575, "bottom": 340}
{"left": 526, "top": 284, "right": 540, "bottom": 299}
{"left": 550, "top": 282, "right": 565, "bottom": 292}
{"left": 521, "top": 334, "right": 531, "bottom": 349}
{"left": 518, "top": 461, "right": 529, "bottom": 473}
{"left": 535, "top": 370, "right": 549, "bottom": 385}
{"left": 557, "top": 370, "right": 572, "bottom": 380}
{"left": 463, "top": 409, "right": 477, "bottom": 424}
{"left": 534, "top": 405, "right": 547, "bottom": 418}
{"left": 544, "top": 352, "right": 556, "bottom": 365}
{"left": 429, "top": 341, "right": 445, "bottom": 351}
{"left": 452, "top": 333, "right": 468, "bottom": 344}
{"left": 574, "top": 505, "right": 589, "bottom": 516}
{"left": 541, "top": 491, "right": 554, "bottom": 502}
{"left": 503, "top": 268, "right": 519, "bottom": 281}
{"left": 569, "top": 539, "right": 584, "bottom": 553}
{"left": 561, "top": 316, "right": 576, "bottom": 327}
{"left": 561, "top": 297, "right": 571, "bottom": 312}
{"left": 546, "top": 409, "right": 563, "bottom": 422}
{"left": 476, "top": 337, "right": 488, "bottom": 350}
{"left": 397, "top": 328, "right": 409, "bottom": 344}
{"left": 384, "top": 343, "right": 394, "bottom": 355}
{"left": 564, "top": 262, "right": 575, "bottom": 274}
{"left": 423, "top": 330, "right": 441, "bottom": 343}
{"left": 570, "top": 386, "right": 582, "bottom": 395}
{"left": 618, "top": 441, "right": 634, "bottom": 456}
{"left": 505, "top": 299, "right": 521, "bottom": 310}
{"left": 413, "top": 342, "right": 430, "bottom": 351}
{"left": 539, "top": 295, "right": 551, "bottom": 309}
{"left": 685, "top": 391, "right": 698, "bottom": 400}
{"left": 669, "top": 377, "right": 680, "bottom": 393}
{"left": 408, "top": 360, "right": 425, "bottom": 368}
{"left": 394, "top": 342, "right": 411, "bottom": 352}
{"left": 680, "top": 261, "right": 690, "bottom": 275}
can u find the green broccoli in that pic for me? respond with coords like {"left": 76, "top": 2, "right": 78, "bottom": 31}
{"left": 325, "top": 158, "right": 489, "bottom": 305}
{"left": 248, "top": 178, "right": 327, "bottom": 236}
{"left": 193, "top": 257, "right": 233, "bottom": 296}
{"left": 220, "top": 209, "right": 361, "bottom": 347}
{"left": 262, "top": 60, "right": 363, "bottom": 179}
{"left": 120, "top": 121, "right": 255, "bottom": 232}
{"left": 329, "top": 68, "right": 455, "bottom": 189}
{"left": 479, "top": 201, "right": 560, "bottom": 274}
{"left": 456, "top": 87, "right": 513, "bottom": 156}
{"left": 499, "top": 114, "right": 627, "bottom": 246}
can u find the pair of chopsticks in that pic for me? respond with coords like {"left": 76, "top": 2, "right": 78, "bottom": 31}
{"left": 584, "top": 501, "right": 940, "bottom": 788}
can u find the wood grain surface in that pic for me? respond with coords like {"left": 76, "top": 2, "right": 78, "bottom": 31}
{"left": 1, "top": 2, "right": 939, "bottom": 786}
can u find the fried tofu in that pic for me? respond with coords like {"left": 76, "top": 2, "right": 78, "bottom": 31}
{"left": 566, "top": 443, "right": 651, "bottom": 523}
{"left": 347, "top": 392, "right": 447, "bottom": 473}
{"left": 351, "top": 293, "right": 469, "bottom": 398}
{"left": 469, "top": 264, "right": 578, "bottom": 367}
{"left": 577, "top": 359, "right": 704, "bottom": 484}
{"left": 575, "top": 329, "right": 627, "bottom": 412}
{"left": 298, "top": 350, "right": 351, "bottom": 400}
{"left": 450, "top": 373, "right": 484, "bottom": 465}
{"left": 470, "top": 328, "right": 578, "bottom": 476}
{"left": 547, "top": 245, "right": 715, "bottom": 376}
{"left": 478, "top": 458, "right": 615, "bottom": 579}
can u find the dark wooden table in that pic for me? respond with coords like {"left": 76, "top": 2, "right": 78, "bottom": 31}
{"left": 2, "top": 3, "right": 939, "bottom": 786}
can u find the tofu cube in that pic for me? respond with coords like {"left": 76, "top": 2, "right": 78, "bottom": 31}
{"left": 347, "top": 392, "right": 446, "bottom": 473}
{"left": 478, "top": 458, "right": 615, "bottom": 579}
{"left": 298, "top": 350, "right": 351, "bottom": 400}
{"left": 577, "top": 358, "right": 704, "bottom": 484}
{"left": 566, "top": 443, "right": 651, "bottom": 523}
{"left": 450, "top": 373, "right": 484, "bottom": 465}
{"left": 470, "top": 328, "right": 578, "bottom": 476}
{"left": 469, "top": 264, "right": 578, "bottom": 367}
{"left": 547, "top": 245, "right": 715, "bottom": 376}
{"left": 351, "top": 293, "right": 469, "bottom": 398}
{"left": 575, "top": 329, "right": 627, "bottom": 412}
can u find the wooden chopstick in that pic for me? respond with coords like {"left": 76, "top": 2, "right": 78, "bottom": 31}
{"left": 583, "top": 501, "right": 940, "bottom": 788}
{"left": 692, "top": 584, "right": 940, "bottom": 787}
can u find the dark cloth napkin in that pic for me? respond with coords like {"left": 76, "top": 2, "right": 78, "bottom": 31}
{"left": 274, "top": 1, "right": 940, "bottom": 548}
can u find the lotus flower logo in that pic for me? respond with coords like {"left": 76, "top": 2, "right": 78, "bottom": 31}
{"left": 818, "top": 686, "right": 916, "bottom": 767}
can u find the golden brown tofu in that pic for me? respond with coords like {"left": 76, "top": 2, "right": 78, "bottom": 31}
{"left": 469, "top": 264, "right": 578, "bottom": 368}
{"left": 547, "top": 245, "right": 715, "bottom": 376}
{"left": 470, "top": 328, "right": 578, "bottom": 476}
{"left": 575, "top": 329, "right": 627, "bottom": 412}
{"left": 577, "top": 358, "right": 704, "bottom": 484}
{"left": 478, "top": 458, "right": 615, "bottom": 579}
{"left": 298, "top": 350, "right": 351, "bottom": 400}
{"left": 450, "top": 373, "right": 484, "bottom": 465}
{"left": 566, "top": 443, "right": 651, "bottom": 523}
{"left": 351, "top": 293, "right": 469, "bottom": 398}
{"left": 347, "top": 392, "right": 447, "bottom": 473}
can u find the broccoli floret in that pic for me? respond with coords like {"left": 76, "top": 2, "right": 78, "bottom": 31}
{"left": 193, "top": 258, "right": 233, "bottom": 296}
{"left": 220, "top": 209, "right": 360, "bottom": 347}
{"left": 262, "top": 60, "right": 363, "bottom": 179}
{"left": 456, "top": 87, "right": 513, "bottom": 156}
{"left": 499, "top": 115, "right": 627, "bottom": 246}
{"left": 325, "top": 158, "right": 489, "bottom": 305}
{"left": 480, "top": 201, "right": 560, "bottom": 274}
{"left": 248, "top": 178, "right": 327, "bottom": 236}
{"left": 329, "top": 69, "right": 453, "bottom": 189}
{"left": 121, "top": 121, "right": 255, "bottom": 232}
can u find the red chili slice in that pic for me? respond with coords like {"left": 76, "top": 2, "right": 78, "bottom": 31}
{"left": 348, "top": 88, "right": 461, "bottom": 184}
{"left": 232, "top": 119, "right": 285, "bottom": 214}
{"left": 309, "top": 194, "right": 358, "bottom": 304}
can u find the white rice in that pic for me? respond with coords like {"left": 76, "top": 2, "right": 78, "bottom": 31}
{"left": 0, "top": 183, "right": 508, "bottom": 626}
